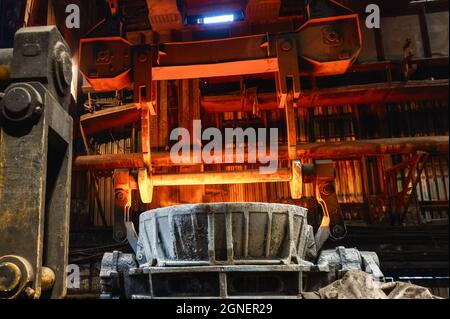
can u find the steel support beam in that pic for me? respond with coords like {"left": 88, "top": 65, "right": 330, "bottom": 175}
{"left": 81, "top": 0, "right": 361, "bottom": 92}
{"left": 0, "top": 27, "right": 73, "bottom": 299}
{"left": 201, "top": 80, "right": 449, "bottom": 112}
{"left": 73, "top": 136, "right": 449, "bottom": 171}
{"left": 152, "top": 169, "right": 292, "bottom": 186}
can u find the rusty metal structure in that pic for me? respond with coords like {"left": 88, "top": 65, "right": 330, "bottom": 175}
{"left": 0, "top": 26, "right": 73, "bottom": 298}
{"left": 0, "top": 0, "right": 448, "bottom": 298}
{"left": 99, "top": 203, "right": 383, "bottom": 299}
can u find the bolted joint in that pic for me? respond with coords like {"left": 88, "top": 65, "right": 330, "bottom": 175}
{"left": 0, "top": 83, "right": 43, "bottom": 123}
{"left": 331, "top": 224, "right": 346, "bottom": 239}
{"left": 322, "top": 27, "right": 341, "bottom": 46}
{"left": 0, "top": 262, "right": 21, "bottom": 293}
{"left": 318, "top": 182, "right": 335, "bottom": 197}
{"left": 0, "top": 255, "right": 34, "bottom": 299}
{"left": 115, "top": 189, "right": 130, "bottom": 207}
{"left": 113, "top": 169, "right": 133, "bottom": 207}
{"left": 53, "top": 41, "right": 73, "bottom": 96}
{"left": 280, "top": 39, "right": 293, "bottom": 52}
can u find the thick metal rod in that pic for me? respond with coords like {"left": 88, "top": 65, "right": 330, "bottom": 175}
{"left": 202, "top": 80, "right": 449, "bottom": 112}
{"left": 152, "top": 169, "right": 291, "bottom": 186}
{"left": 73, "top": 136, "right": 449, "bottom": 171}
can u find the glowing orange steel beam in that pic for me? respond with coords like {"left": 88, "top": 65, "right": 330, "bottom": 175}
{"left": 73, "top": 136, "right": 449, "bottom": 171}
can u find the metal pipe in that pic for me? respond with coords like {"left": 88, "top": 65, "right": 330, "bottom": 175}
{"left": 201, "top": 80, "right": 449, "bottom": 112}
{"left": 73, "top": 136, "right": 449, "bottom": 171}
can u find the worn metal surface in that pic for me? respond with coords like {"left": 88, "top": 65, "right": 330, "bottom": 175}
{"left": 317, "top": 246, "right": 383, "bottom": 280}
{"left": 0, "top": 26, "right": 73, "bottom": 299}
{"left": 98, "top": 197, "right": 383, "bottom": 299}
{"left": 0, "top": 255, "right": 34, "bottom": 299}
{"left": 10, "top": 26, "right": 72, "bottom": 109}
{"left": 303, "top": 246, "right": 384, "bottom": 292}
{"left": 135, "top": 203, "right": 310, "bottom": 267}
{"left": 100, "top": 251, "right": 322, "bottom": 299}
{"left": 100, "top": 251, "right": 138, "bottom": 299}
{"left": 113, "top": 169, "right": 133, "bottom": 242}
{"left": 99, "top": 245, "right": 384, "bottom": 299}
{"left": 0, "top": 82, "right": 72, "bottom": 299}
{"left": 1, "top": 83, "right": 43, "bottom": 122}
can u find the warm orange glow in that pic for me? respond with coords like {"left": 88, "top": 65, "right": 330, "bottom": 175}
{"left": 153, "top": 58, "right": 279, "bottom": 81}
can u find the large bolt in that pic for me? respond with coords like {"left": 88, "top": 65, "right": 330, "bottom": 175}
{"left": 332, "top": 224, "right": 346, "bottom": 238}
{"left": 1, "top": 83, "right": 43, "bottom": 122}
{"left": 115, "top": 190, "right": 130, "bottom": 208}
{"left": 3, "top": 87, "right": 32, "bottom": 119}
{"left": 138, "top": 53, "right": 148, "bottom": 63}
{"left": 280, "top": 39, "right": 293, "bottom": 52}
{"left": 319, "top": 182, "right": 335, "bottom": 196}
{"left": 325, "top": 31, "right": 338, "bottom": 43}
{"left": 114, "top": 230, "right": 125, "bottom": 242}
{"left": 115, "top": 190, "right": 127, "bottom": 202}
{"left": 322, "top": 27, "right": 341, "bottom": 45}
{"left": 58, "top": 51, "right": 72, "bottom": 87}
{"left": 97, "top": 50, "right": 111, "bottom": 63}
{"left": 54, "top": 42, "right": 73, "bottom": 96}
{"left": 0, "top": 262, "right": 21, "bottom": 293}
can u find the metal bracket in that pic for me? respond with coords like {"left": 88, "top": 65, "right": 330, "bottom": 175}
{"left": 288, "top": 159, "right": 347, "bottom": 250}
{"left": 276, "top": 36, "right": 301, "bottom": 108}
{"left": 314, "top": 160, "right": 347, "bottom": 250}
{"left": 0, "top": 26, "right": 73, "bottom": 299}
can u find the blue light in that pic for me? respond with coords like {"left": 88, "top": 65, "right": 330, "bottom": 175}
{"left": 203, "top": 14, "right": 235, "bottom": 24}
{"left": 398, "top": 276, "right": 449, "bottom": 280}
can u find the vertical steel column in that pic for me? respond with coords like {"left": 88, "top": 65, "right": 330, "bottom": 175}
{"left": 0, "top": 26, "right": 73, "bottom": 299}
